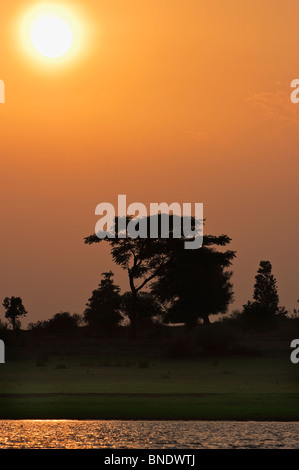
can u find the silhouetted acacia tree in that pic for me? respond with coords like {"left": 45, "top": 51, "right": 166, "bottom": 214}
{"left": 152, "top": 237, "right": 235, "bottom": 326}
{"left": 3, "top": 296, "right": 28, "bottom": 330}
{"left": 84, "top": 271, "right": 122, "bottom": 335}
{"left": 85, "top": 216, "right": 234, "bottom": 334}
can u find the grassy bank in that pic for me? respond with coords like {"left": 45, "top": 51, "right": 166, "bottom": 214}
{"left": 0, "top": 347, "right": 298, "bottom": 420}
{"left": 0, "top": 393, "right": 298, "bottom": 420}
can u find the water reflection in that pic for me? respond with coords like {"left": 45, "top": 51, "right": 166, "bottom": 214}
{"left": 0, "top": 420, "right": 298, "bottom": 449}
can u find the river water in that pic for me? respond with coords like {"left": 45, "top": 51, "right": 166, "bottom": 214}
{"left": 0, "top": 420, "right": 298, "bottom": 449}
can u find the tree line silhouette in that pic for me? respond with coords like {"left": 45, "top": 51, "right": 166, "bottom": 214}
{"left": 0, "top": 215, "right": 291, "bottom": 337}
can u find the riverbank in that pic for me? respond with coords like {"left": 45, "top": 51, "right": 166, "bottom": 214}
{"left": 0, "top": 355, "right": 298, "bottom": 420}
{"left": 0, "top": 392, "right": 298, "bottom": 420}
{"left": 0, "top": 323, "right": 298, "bottom": 420}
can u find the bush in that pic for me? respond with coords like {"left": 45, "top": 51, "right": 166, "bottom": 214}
{"left": 240, "top": 302, "right": 278, "bottom": 331}
{"left": 28, "top": 321, "right": 48, "bottom": 333}
{"left": 220, "top": 310, "right": 243, "bottom": 327}
{"left": 28, "top": 314, "right": 82, "bottom": 336}
{"left": 47, "top": 312, "right": 81, "bottom": 335}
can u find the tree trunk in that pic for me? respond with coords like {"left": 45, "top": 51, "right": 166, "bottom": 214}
{"left": 203, "top": 315, "right": 210, "bottom": 325}
{"left": 128, "top": 270, "right": 138, "bottom": 338}
{"left": 129, "top": 291, "right": 138, "bottom": 338}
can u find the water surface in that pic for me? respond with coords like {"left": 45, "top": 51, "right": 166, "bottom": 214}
{"left": 0, "top": 420, "right": 298, "bottom": 449}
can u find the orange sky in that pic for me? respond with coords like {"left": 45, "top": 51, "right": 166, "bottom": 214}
{"left": 0, "top": 0, "right": 298, "bottom": 325}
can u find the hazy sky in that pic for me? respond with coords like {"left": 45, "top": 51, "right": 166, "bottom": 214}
{"left": 0, "top": 0, "right": 298, "bottom": 325}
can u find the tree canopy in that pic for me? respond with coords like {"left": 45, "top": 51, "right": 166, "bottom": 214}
{"left": 152, "top": 237, "right": 235, "bottom": 325}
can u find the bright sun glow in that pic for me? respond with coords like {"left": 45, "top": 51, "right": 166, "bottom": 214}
{"left": 31, "top": 15, "right": 73, "bottom": 58}
{"left": 20, "top": 3, "right": 88, "bottom": 65}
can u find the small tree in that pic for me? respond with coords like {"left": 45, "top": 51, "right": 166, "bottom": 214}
{"left": 84, "top": 271, "right": 122, "bottom": 335}
{"left": 242, "top": 260, "right": 285, "bottom": 329}
{"left": 253, "top": 261, "right": 279, "bottom": 314}
{"left": 3, "top": 296, "right": 28, "bottom": 330}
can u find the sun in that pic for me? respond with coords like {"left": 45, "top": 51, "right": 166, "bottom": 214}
{"left": 20, "top": 3, "right": 88, "bottom": 65}
{"left": 31, "top": 15, "right": 73, "bottom": 58}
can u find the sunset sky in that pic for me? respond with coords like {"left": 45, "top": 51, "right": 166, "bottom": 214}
{"left": 0, "top": 0, "right": 298, "bottom": 325}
